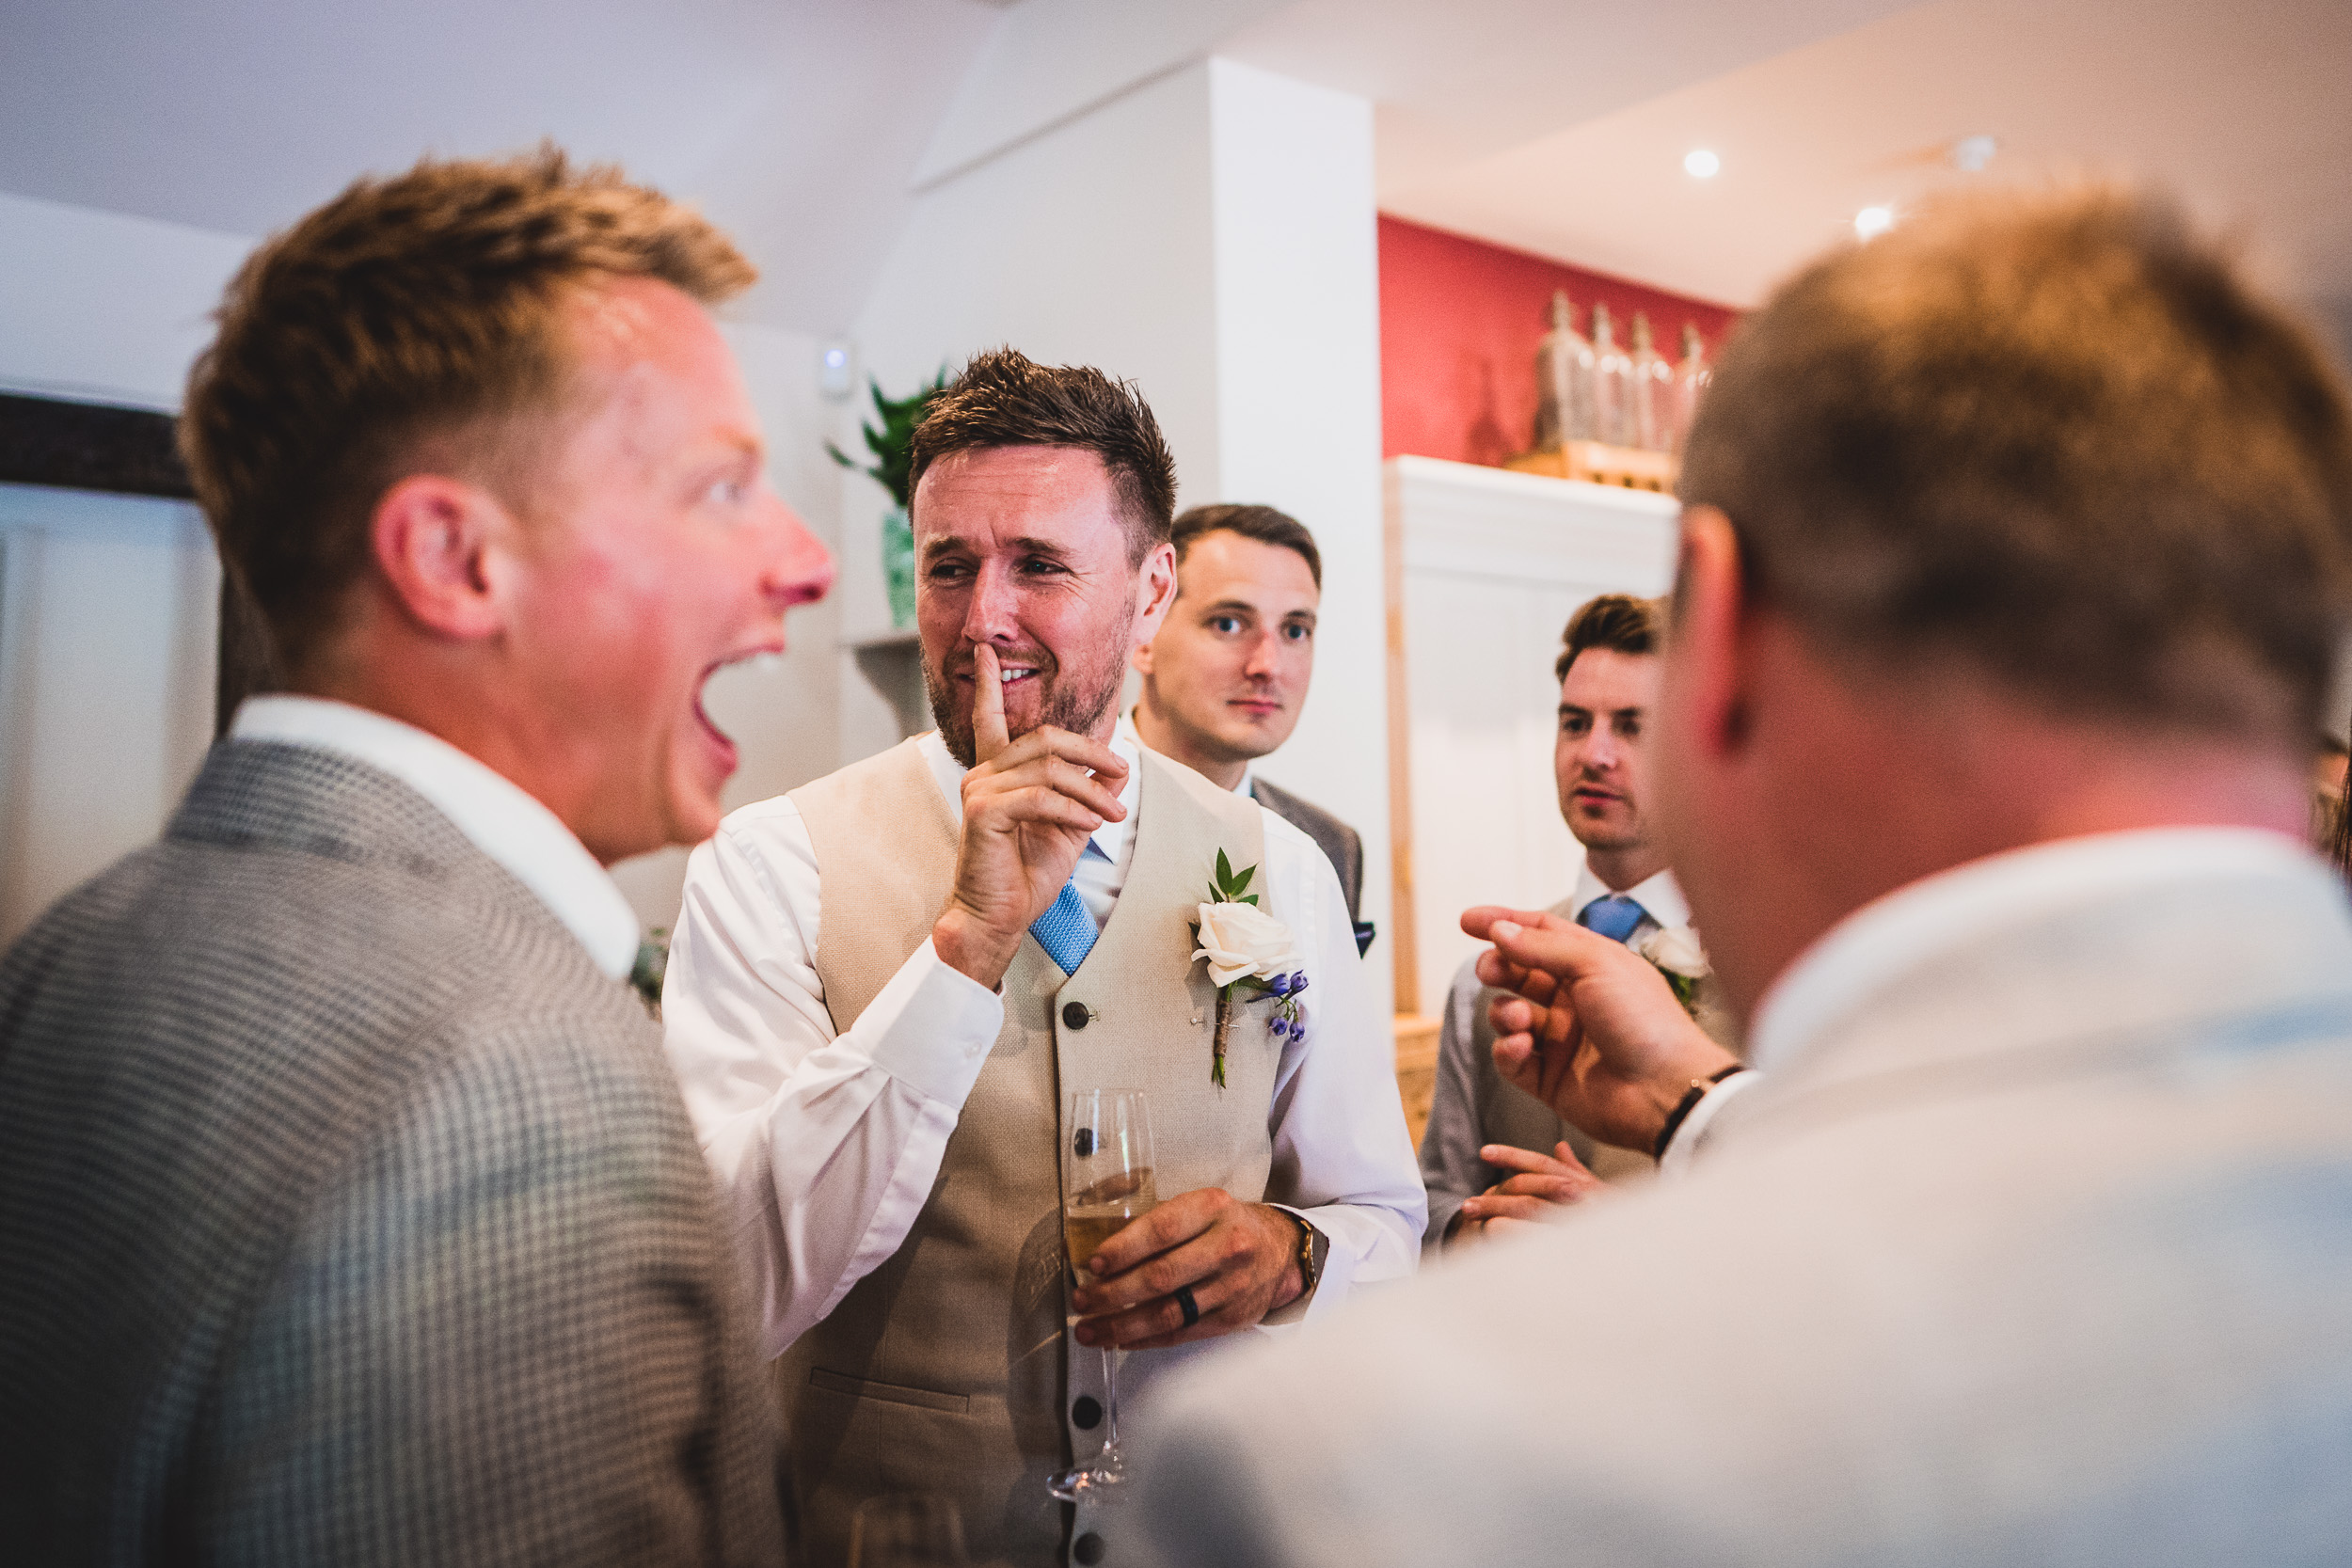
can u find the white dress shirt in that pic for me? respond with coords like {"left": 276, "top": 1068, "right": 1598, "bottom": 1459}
{"left": 230, "top": 695, "right": 639, "bottom": 978}
{"left": 1661, "top": 827, "right": 2317, "bottom": 1172}
{"left": 661, "top": 728, "right": 1424, "bottom": 1359}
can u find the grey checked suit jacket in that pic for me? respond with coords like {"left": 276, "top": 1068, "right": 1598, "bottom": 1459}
{"left": 0, "top": 741, "right": 786, "bottom": 1567}
{"left": 1250, "top": 777, "right": 1363, "bottom": 926}
{"left": 1125, "top": 849, "right": 2352, "bottom": 1567}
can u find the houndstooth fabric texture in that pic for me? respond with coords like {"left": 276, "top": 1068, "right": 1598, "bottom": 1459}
{"left": 0, "top": 740, "right": 787, "bottom": 1567}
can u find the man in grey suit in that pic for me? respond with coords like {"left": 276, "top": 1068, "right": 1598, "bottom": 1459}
{"left": 1420, "top": 594, "right": 1734, "bottom": 1251}
{"left": 1125, "top": 186, "right": 2352, "bottom": 1565}
{"left": 1130, "top": 504, "right": 1371, "bottom": 948}
{"left": 0, "top": 150, "right": 834, "bottom": 1563}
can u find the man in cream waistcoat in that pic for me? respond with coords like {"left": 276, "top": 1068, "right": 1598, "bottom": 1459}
{"left": 662, "top": 349, "right": 1424, "bottom": 1567}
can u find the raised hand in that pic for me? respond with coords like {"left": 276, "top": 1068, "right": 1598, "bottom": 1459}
{"left": 931, "top": 643, "right": 1130, "bottom": 990}
{"left": 1453, "top": 1140, "right": 1603, "bottom": 1243}
{"left": 1463, "top": 906, "right": 1737, "bottom": 1153}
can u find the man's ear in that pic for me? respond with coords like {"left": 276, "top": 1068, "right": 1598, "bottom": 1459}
{"left": 369, "top": 474, "right": 513, "bottom": 641}
{"left": 1673, "top": 506, "right": 1754, "bottom": 760}
{"left": 1132, "top": 540, "right": 1179, "bottom": 647}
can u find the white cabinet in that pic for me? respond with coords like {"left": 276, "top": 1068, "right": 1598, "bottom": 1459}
{"left": 1383, "top": 457, "right": 1677, "bottom": 1016}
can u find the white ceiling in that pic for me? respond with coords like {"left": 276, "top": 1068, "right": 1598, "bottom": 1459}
{"left": 0, "top": 0, "right": 1004, "bottom": 332}
{"left": 1371, "top": 0, "right": 2352, "bottom": 316}
{"left": 3, "top": 0, "right": 2347, "bottom": 338}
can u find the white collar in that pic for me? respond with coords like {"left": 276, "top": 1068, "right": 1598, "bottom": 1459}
{"left": 230, "top": 695, "right": 641, "bottom": 979}
{"left": 918, "top": 721, "right": 1143, "bottom": 868}
{"left": 1746, "top": 826, "right": 2322, "bottom": 1073}
{"left": 1571, "top": 862, "right": 1691, "bottom": 931}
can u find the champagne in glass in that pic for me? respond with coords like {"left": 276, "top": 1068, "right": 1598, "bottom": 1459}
{"left": 1050, "top": 1088, "right": 1155, "bottom": 1502}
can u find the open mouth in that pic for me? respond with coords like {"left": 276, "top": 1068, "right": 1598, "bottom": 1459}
{"left": 695, "top": 644, "right": 786, "bottom": 761}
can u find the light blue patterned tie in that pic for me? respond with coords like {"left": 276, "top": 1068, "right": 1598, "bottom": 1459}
{"left": 1030, "top": 879, "right": 1100, "bottom": 974}
{"left": 1578, "top": 894, "right": 1646, "bottom": 944}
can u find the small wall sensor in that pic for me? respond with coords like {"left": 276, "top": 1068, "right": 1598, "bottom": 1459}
{"left": 819, "top": 339, "right": 856, "bottom": 403}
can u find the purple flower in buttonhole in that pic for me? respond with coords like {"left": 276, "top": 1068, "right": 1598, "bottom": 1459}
{"left": 1290, "top": 973, "right": 1308, "bottom": 993}
{"left": 1271, "top": 973, "right": 1293, "bottom": 997}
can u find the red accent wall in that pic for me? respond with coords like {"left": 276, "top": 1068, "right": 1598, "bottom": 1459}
{"left": 1378, "top": 214, "right": 1742, "bottom": 466}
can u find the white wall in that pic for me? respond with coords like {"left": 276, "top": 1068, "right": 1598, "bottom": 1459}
{"left": 0, "top": 190, "right": 248, "bottom": 409}
{"left": 849, "top": 56, "right": 1396, "bottom": 1007}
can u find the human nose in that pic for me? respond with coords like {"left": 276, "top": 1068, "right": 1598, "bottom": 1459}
{"left": 1241, "top": 630, "right": 1281, "bottom": 682}
{"left": 759, "top": 503, "right": 834, "bottom": 610}
{"left": 961, "top": 561, "right": 1021, "bottom": 647}
{"left": 1581, "top": 723, "right": 1621, "bottom": 772}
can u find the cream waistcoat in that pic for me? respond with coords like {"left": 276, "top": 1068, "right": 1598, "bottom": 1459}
{"left": 780, "top": 738, "right": 1276, "bottom": 1568}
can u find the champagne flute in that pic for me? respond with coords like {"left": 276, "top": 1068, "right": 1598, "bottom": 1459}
{"left": 848, "top": 1494, "right": 968, "bottom": 1567}
{"left": 1049, "top": 1088, "right": 1156, "bottom": 1502}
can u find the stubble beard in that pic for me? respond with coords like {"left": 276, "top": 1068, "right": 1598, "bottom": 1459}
{"left": 928, "top": 595, "right": 1137, "bottom": 768}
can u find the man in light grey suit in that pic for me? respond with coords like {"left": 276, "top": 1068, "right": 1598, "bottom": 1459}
{"left": 1420, "top": 593, "right": 1735, "bottom": 1249}
{"left": 0, "top": 150, "right": 835, "bottom": 1563}
{"left": 1131, "top": 503, "right": 1373, "bottom": 950}
{"left": 1125, "top": 186, "right": 2352, "bottom": 1565}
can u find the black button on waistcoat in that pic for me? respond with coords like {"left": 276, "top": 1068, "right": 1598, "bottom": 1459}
{"left": 1073, "top": 1532, "right": 1105, "bottom": 1565}
{"left": 1072, "top": 1395, "right": 1103, "bottom": 1430}
{"left": 1061, "top": 1001, "right": 1090, "bottom": 1030}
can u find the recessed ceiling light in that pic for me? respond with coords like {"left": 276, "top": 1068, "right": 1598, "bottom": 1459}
{"left": 1853, "top": 205, "right": 1896, "bottom": 241}
{"left": 1950, "top": 134, "right": 1997, "bottom": 173}
{"left": 1683, "top": 149, "right": 1721, "bottom": 179}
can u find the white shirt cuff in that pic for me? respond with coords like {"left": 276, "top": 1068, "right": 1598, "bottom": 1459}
{"left": 1656, "top": 1069, "right": 1762, "bottom": 1178}
{"left": 857, "top": 937, "right": 1008, "bottom": 1106}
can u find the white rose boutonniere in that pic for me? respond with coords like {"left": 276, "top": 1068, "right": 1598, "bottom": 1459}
{"left": 1189, "top": 849, "right": 1307, "bottom": 1086}
{"left": 1631, "top": 925, "right": 1710, "bottom": 1015}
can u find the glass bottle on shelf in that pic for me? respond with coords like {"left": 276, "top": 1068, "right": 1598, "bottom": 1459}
{"left": 1590, "top": 302, "right": 1635, "bottom": 450}
{"left": 1672, "top": 323, "right": 1713, "bottom": 458}
{"left": 1531, "top": 290, "right": 1596, "bottom": 450}
{"left": 1630, "top": 311, "right": 1674, "bottom": 452}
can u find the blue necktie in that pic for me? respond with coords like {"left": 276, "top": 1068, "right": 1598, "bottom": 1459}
{"left": 1030, "top": 879, "right": 1099, "bottom": 974}
{"left": 1578, "top": 894, "right": 1646, "bottom": 944}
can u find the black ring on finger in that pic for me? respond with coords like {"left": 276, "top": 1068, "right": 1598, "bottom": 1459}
{"left": 1174, "top": 1283, "right": 1200, "bottom": 1328}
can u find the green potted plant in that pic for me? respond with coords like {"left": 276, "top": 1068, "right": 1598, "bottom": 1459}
{"left": 827, "top": 370, "right": 948, "bottom": 629}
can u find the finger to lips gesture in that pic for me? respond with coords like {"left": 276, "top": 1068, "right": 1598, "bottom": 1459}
{"left": 1067, "top": 1189, "right": 1302, "bottom": 1351}
{"left": 932, "top": 644, "right": 1130, "bottom": 990}
{"left": 1462, "top": 906, "right": 1737, "bottom": 1153}
{"left": 1455, "top": 1141, "right": 1603, "bottom": 1242}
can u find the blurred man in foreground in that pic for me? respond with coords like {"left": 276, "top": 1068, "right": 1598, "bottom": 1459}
{"left": 0, "top": 150, "right": 829, "bottom": 1564}
{"left": 1130, "top": 504, "right": 1372, "bottom": 946}
{"left": 1127, "top": 187, "right": 2352, "bottom": 1566}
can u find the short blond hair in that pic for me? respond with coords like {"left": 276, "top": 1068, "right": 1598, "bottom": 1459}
{"left": 181, "top": 147, "right": 754, "bottom": 674}
{"left": 1680, "top": 185, "right": 2352, "bottom": 742}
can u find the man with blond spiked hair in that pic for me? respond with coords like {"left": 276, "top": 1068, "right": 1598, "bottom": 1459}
{"left": 0, "top": 150, "right": 833, "bottom": 1564}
